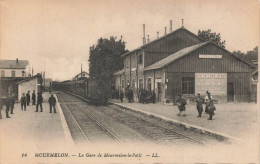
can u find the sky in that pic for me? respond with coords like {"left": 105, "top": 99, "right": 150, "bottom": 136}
{"left": 0, "top": 0, "right": 259, "bottom": 81}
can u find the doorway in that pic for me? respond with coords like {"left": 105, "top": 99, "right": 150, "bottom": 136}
{"left": 227, "top": 82, "right": 234, "bottom": 102}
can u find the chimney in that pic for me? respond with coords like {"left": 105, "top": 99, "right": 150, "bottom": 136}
{"left": 170, "top": 20, "right": 173, "bottom": 32}
{"left": 81, "top": 63, "right": 83, "bottom": 78}
{"left": 16, "top": 58, "right": 18, "bottom": 63}
{"left": 143, "top": 24, "right": 146, "bottom": 45}
{"left": 157, "top": 31, "right": 159, "bottom": 39}
{"left": 181, "top": 19, "right": 184, "bottom": 28}
{"left": 147, "top": 35, "right": 150, "bottom": 43}
{"left": 164, "top": 27, "right": 167, "bottom": 35}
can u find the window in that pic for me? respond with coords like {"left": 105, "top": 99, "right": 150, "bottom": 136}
{"left": 182, "top": 77, "right": 194, "bottom": 94}
{"left": 139, "top": 54, "right": 143, "bottom": 64}
{"left": 11, "top": 71, "right": 15, "bottom": 77}
{"left": 147, "top": 78, "right": 152, "bottom": 91}
{"left": 1, "top": 70, "right": 5, "bottom": 77}
{"left": 22, "top": 71, "right": 25, "bottom": 77}
{"left": 139, "top": 79, "right": 143, "bottom": 89}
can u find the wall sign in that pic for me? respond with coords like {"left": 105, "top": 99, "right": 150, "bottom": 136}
{"left": 195, "top": 73, "right": 227, "bottom": 95}
{"left": 199, "top": 54, "right": 222, "bottom": 59}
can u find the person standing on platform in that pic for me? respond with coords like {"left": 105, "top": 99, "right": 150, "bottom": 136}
{"left": 176, "top": 94, "right": 187, "bottom": 116}
{"left": 205, "top": 91, "right": 213, "bottom": 114}
{"left": 0, "top": 96, "right": 5, "bottom": 119}
{"left": 26, "top": 91, "right": 30, "bottom": 106}
{"left": 36, "top": 92, "right": 43, "bottom": 112}
{"left": 129, "top": 89, "right": 134, "bottom": 103}
{"left": 207, "top": 97, "right": 216, "bottom": 120}
{"left": 5, "top": 94, "right": 11, "bottom": 118}
{"left": 10, "top": 93, "right": 16, "bottom": 114}
{"left": 32, "top": 90, "right": 36, "bottom": 105}
{"left": 20, "top": 93, "right": 27, "bottom": 111}
{"left": 195, "top": 93, "right": 204, "bottom": 117}
{"left": 120, "top": 90, "right": 124, "bottom": 103}
{"left": 48, "top": 94, "right": 57, "bottom": 113}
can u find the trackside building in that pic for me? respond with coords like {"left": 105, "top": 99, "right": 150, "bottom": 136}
{"left": 113, "top": 26, "right": 256, "bottom": 103}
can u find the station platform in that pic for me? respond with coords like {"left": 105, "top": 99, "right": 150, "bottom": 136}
{"left": 0, "top": 92, "right": 72, "bottom": 163}
{"left": 110, "top": 99, "right": 259, "bottom": 142}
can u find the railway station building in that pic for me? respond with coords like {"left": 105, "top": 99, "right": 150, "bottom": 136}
{"left": 113, "top": 25, "right": 256, "bottom": 103}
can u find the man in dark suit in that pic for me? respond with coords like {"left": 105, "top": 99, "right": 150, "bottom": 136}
{"left": 0, "top": 96, "right": 6, "bottom": 119}
{"left": 21, "top": 93, "right": 27, "bottom": 111}
{"left": 36, "top": 92, "right": 43, "bottom": 112}
{"left": 26, "top": 91, "right": 30, "bottom": 106}
{"left": 10, "top": 93, "right": 16, "bottom": 114}
{"left": 48, "top": 94, "right": 56, "bottom": 113}
{"left": 196, "top": 93, "right": 204, "bottom": 117}
{"left": 32, "top": 90, "right": 36, "bottom": 105}
{"left": 5, "top": 94, "right": 11, "bottom": 118}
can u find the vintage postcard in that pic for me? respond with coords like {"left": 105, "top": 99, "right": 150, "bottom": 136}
{"left": 0, "top": 0, "right": 259, "bottom": 163}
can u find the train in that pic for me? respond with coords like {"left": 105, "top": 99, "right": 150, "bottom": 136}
{"left": 52, "top": 78, "right": 110, "bottom": 105}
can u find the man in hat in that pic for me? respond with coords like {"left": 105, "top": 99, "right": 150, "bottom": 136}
{"left": 0, "top": 96, "right": 6, "bottom": 119}
{"left": 26, "top": 91, "right": 30, "bottom": 106}
{"left": 5, "top": 94, "right": 11, "bottom": 118}
{"left": 195, "top": 93, "right": 204, "bottom": 117}
{"left": 36, "top": 92, "right": 43, "bottom": 112}
{"left": 20, "top": 93, "right": 27, "bottom": 111}
{"left": 32, "top": 90, "right": 36, "bottom": 105}
{"left": 207, "top": 96, "right": 216, "bottom": 120}
{"left": 10, "top": 93, "right": 16, "bottom": 114}
{"left": 119, "top": 90, "right": 124, "bottom": 103}
{"left": 48, "top": 93, "right": 57, "bottom": 113}
{"left": 176, "top": 94, "right": 187, "bottom": 116}
{"left": 205, "top": 91, "right": 213, "bottom": 113}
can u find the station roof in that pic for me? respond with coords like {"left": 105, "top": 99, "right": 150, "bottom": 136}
{"left": 144, "top": 42, "right": 255, "bottom": 71}
{"left": 0, "top": 59, "right": 29, "bottom": 69}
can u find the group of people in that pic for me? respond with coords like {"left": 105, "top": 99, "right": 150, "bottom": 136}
{"left": 138, "top": 89, "right": 156, "bottom": 104}
{"left": 0, "top": 91, "right": 58, "bottom": 119}
{"left": 118, "top": 88, "right": 156, "bottom": 104}
{"left": 20, "top": 90, "right": 43, "bottom": 111}
{"left": 176, "top": 91, "right": 216, "bottom": 120}
{"left": 0, "top": 93, "right": 16, "bottom": 119}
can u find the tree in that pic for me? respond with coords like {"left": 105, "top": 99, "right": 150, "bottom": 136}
{"left": 198, "top": 29, "right": 226, "bottom": 48}
{"left": 88, "top": 36, "right": 128, "bottom": 104}
{"left": 245, "top": 46, "right": 258, "bottom": 61}
{"left": 233, "top": 46, "right": 258, "bottom": 65}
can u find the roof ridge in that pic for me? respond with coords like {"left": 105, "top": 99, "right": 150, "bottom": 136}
{"left": 121, "top": 27, "right": 203, "bottom": 57}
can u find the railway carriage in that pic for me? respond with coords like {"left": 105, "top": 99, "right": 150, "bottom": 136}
{"left": 53, "top": 79, "right": 88, "bottom": 98}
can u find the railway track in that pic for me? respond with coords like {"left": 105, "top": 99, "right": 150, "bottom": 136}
{"left": 57, "top": 93, "right": 122, "bottom": 143}
{"left": 97, "top": 105, "right": 204, "bottom": 144}
{"left": 56, "top": 91, "right": 221, "bottom": 145}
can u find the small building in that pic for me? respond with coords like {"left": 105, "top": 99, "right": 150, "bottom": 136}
{"left": 72, "top": 71, "right": 89, "bottom": 81}
{"left": 17, "top": 74, "right": 42, "bottom": 101}
{"left": 114, "top": 24, "right": 256, "bottom": 103}
{"left": 0, "top": 58, "right": 30, "bottom": 96}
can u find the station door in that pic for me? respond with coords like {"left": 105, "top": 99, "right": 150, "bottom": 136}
{"left": 227, "top": 82, "right": 234, "bottom": 102}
